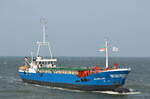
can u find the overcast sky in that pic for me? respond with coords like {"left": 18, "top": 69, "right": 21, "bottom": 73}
{"left": 0, "top": 0, "right": 150, "bottom": 57}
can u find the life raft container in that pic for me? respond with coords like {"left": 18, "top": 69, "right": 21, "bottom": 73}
{"left": 77, "top": 66, "right": 101, "bottom": 77}
{"left": 77, "top": 70, "right": 91, "bottom": 77}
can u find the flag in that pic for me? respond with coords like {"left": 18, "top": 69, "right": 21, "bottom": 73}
{"left": 99, "top": 48, "right": 106, "bottom": 52}
{"left": 112, "top": 47, "right": 119, "bottom": 52}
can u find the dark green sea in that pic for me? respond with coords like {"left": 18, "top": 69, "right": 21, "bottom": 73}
{"left": 0, "top": 57, "right": 149, "bottom": 99}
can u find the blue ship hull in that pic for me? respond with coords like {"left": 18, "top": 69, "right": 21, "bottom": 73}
{"left": 18, "top": 69, "right": 130, "bottom": 91}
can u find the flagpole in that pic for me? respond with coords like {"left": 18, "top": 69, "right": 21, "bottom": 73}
{"left": 105, "top": 39, "right": 108, "bottom": 68}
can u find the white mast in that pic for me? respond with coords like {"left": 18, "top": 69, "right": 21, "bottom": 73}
{"left": 42, "top": 18, "right": 46, "bottom": 42}
{"left": 36, "top": 18, "right": 53, "bottom": 59}
{"left": 105, "top": 39, "right": 109, "bottom": 68}
{"left": 31, "top": 51, "right": 33, "bottom": 62}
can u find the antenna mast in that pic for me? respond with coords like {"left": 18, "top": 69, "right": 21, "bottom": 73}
{"left": 41, "top": 18, "right": 47, "bottom": 42}
{"left": 105, "top": 39, "right": 109, "bottom": 68}
{"left": 36, "top": 18, "right": 53, "bottom": 59}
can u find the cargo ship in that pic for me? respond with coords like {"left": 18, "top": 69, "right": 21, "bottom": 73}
{"left": 18, "top": 19, "right": 131, "bottom": 91}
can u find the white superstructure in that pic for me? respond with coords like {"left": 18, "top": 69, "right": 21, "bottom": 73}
{"left": 20, "top": 18, "right": 57, "bottom": 73}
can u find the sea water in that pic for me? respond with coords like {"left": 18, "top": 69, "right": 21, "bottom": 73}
{"left": 0, "top": 56, "right": 149, "bottom": 99}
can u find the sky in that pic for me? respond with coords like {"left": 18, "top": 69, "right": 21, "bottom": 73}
{"left": 0, "top": 0, "right": 150, "bottom": 57}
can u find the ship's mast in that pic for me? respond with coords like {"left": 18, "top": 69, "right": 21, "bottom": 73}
{"left": 105, "top": 39, "right": 109, "bottom": 68}
{"left": 42, "top": 18, "right": 46, "bottom": 43}
{"left": 36, "top": 18, "right": 53, "bottom": 59}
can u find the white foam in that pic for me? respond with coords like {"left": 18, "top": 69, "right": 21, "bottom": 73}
{"left": 33, "top": 84, "right": 85, "bottom": 92}
{"left": 49, "top": 86, "right": 86, "bottom": 93}
{"left": 93, "top": 91, "right": 141, "bottom": 95}
{"left": 32, "top": 84, "right": 141, "bottom": 95}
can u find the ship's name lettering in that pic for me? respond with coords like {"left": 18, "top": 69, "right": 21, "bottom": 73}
{"left": 110, "top": 74, "right": 127, "bottom": 78}
{"left": 94, "top": 77, "right": 105, "bottom": 80}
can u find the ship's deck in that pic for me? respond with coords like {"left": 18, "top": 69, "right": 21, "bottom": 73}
{"left": 38, "top": 67, "right": 91, "bottom": 71}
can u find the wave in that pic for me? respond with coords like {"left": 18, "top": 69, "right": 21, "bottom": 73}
{"left": 32, "top": 84, "right": 141, "bottom": 95}
{"left": 0, "top": 75, "right": 22, "bottom": 85}
{"left": 93, "top": 90, "right": 141, "bottom": 95}
{"left": 33, "top": 84, "right": 86, "bottom": 93}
